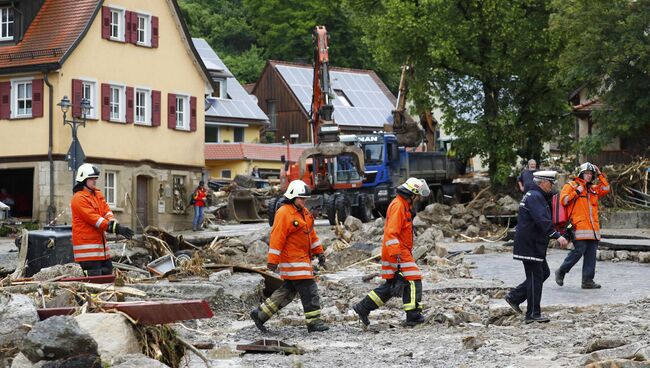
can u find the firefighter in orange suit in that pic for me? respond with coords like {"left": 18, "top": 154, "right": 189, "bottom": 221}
{"left": 555, "top": 162, "right": 609, "bottom": 289}
{"left": 250, "top": 179, "right": 329, "bottom": 333}
{"left": 71, "top": 164, "right": 134, "bottom": 276}
{"left": 353, "top": 177, "right": 430, "bottom": 327}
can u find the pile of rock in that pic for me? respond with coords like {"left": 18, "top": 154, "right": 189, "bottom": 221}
{"left": 414, "top": 202, "right": 502, "bottom": 239}
{"left": 597, "top": 249, "right": 650, "bottom": 263}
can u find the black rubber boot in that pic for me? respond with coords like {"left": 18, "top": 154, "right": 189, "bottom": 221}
{"left": 504, "top": 295, "right": 523, "bottom": 315}
{"left": 582, "top": 280, "right": 601, "bottom": 289}
{"left": 353, "top": 303, "right": 371, "bottom": 327}
{"left": 525, "top": 315, "right": 550, "bottom": 324}
{"left": 405, "top": 310, "right": 425, "bottom": 326}
{"left": 555, "top": 269, "right": 565, "bottom": 286}
{"left": 307, "top": 319, "right": 329, "bottom": 333}
{"left": 250, "top": 308, "right": 267, "bottom": 332}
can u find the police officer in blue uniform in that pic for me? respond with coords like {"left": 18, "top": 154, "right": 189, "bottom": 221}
{"left": 505, "top": 170, "right": 569, "bottom": 323}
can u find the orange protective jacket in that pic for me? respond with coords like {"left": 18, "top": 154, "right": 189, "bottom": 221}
{"left": 381, "top": 195, "right": 422, "bottom": 281}
{"left": 71, "top": 188, "right": 114, "bottom": 262}
{"left": 560, "top": 174, "right": 610, "bottom": 240}
{"left": 268, "top": 203, "right": 323, "bottom": 280}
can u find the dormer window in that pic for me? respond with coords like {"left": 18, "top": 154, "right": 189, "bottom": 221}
{"left": 212, "top": 79, "right": 227, "bottom": 99}
{"left": 0, "top": 7, "right": 14, "bottom": 41}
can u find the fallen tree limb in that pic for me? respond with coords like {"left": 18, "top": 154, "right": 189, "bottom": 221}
{"left": 177, "top": 336, "right": 213, "bottom": 368}
{"left": 343, "top": 254, "right": 380, "bottom": 269}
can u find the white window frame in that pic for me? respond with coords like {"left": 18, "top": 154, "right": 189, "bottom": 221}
{"left": 79, "top": 79, "right": 98, "bottom": 120}
{"left": 212, "top": 79, "right": 227, "bottom": 99}
{"left": 175, "top": 94, "right": 190, "bottom": 130}
{"left": 11, "top": 78, "right": 33, "bottom": 118}
{"left": 104, "top": 171, "right": 117, "bottom": 207}
{"left": 109, "top": 84, "right": 126, "bottom": 123}
{"left": 134, "top": 87, "right": 151, "bottom": 125}
{"left": 109, "top": 7, "right": 125, "bottom": 41}
{"left": 136, "top": 13, "right": 151, "bottom": 46}
{"left": 205, "top": 124, "right": 221, "bottom": 143}
{"left": 0, "top": 7, "right": 14, "bottom": 41}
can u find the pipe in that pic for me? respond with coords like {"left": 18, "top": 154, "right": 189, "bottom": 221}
{"left": 43, "top": 70, "right": 55, "bottom": 223}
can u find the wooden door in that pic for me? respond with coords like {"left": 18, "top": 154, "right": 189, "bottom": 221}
{"left": 136, "top": 176, "right": 149, "bottom": 231}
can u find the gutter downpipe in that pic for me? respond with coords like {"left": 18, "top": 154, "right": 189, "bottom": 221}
{"left": 43, "top": 70, "right": 55, "bottom": 223}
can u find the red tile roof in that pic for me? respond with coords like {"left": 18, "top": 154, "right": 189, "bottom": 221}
{"left": 0, "top": 0, "right": 100, "bottom": 71}
{"left": 205, "top": 143, "right": 308, "bottom": 161}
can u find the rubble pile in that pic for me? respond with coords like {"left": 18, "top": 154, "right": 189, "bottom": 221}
{"left": 600, "top": 157, "right": 650, "bottom": 209}
{"left": 414, "top": 200, "right": 511, "bottom": 240}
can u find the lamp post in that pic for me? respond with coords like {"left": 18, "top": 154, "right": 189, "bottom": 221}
{"left": 58, "top": 96, "right": 91, "bottom": 187}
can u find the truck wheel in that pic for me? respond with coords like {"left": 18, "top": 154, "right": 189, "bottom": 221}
{"left": 356, "top": 193, "right": 373, "bottom": 223}
{"left": 267, "top": 197, "right": 280, "bottom": 227}
{"left": 326, "top": 193, "right": 350, "bottom": 225}
{"left": 174, "top": 250, "right": 194, "bottom": 266}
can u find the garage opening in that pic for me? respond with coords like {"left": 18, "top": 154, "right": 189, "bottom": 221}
{"left": 0, "top": 168, "right": 34, "bottom": 219}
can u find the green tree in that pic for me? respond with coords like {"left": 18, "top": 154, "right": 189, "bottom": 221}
{"left": 551, "top": 0, "right": 650, "bottom": 155}
{"left": 352, "top": 0, "right": 572, "bottom": 185}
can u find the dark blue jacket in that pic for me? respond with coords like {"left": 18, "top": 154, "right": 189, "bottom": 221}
{"left": 513, "top": 185, "right": 560, "bottom": 262}
{"left": 518, "top": 169, "right": 537, "bottom": 193}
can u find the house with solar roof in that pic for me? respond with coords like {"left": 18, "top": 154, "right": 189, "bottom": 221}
{"left": 0, "top": 0, "right": 214, "bottom": 230}
{"left": 251, "top": 60, "right": 401, "bottom": 144}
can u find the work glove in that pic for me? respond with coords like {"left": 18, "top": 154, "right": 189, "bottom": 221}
{"left": 108, "top": 220, "right": 135, "bottom": 239}
{"left": 267, "top": 263, "right": 278, "bottom": 273}
{"left": 317, "top": 254, "right": 326, "bottom": 268}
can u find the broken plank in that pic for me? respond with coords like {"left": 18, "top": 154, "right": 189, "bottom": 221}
{"left": 37, "top": 299, "right": 213, "bottom": 325}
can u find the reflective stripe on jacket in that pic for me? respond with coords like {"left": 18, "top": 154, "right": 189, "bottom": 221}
{"left": 268, "top": 203, "right": 323, "bottom": 280}
{"left": 560, "top": 174, "right": 609, "bottom": 240}
{"left": 381, "top": 195, "right": 422, "bottom": 281}
{"left": 71, "top": 189, "right": 114, "bottom": 262}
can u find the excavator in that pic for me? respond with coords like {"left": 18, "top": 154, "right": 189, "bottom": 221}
{"left": 388, "top": 63, "right": 438, "bottom": 151}
{"left": 267, "top": 26, "right": 366, "bottom": 225}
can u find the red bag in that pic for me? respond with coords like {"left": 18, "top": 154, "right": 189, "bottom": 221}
{"left": 551, "top": 193, "right": 567, "bottom": 229}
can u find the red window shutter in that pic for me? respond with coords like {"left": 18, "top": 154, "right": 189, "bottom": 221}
{"left": 167, "top": 93, "right": 176, "bottom": 129}
{"left": 71, "top": 79, "right": 83, "bottom": 118}
{"left": 125, "top": 87, "right": 134, "bottom": 123}
{"left": 152, "top": 90, "right": 161, "bottom": 126}
{"left": 0, "top": 81, "right": 10, "bottom": 119}
{"left": 101, "top": 6, "right": 110, "bottom": 40}
{"left": 31, "top": 79, "right": 44, "bottom": 118}
{"left": 101, "top": 83, "right": 110, "bottom": 121}
{"left": 125, "top": 11, "right": 132, "bottom": 43}
{"left": 132, "top": 12, "right": 139, "bottom": 44}
{"left": 190, "top": 96, "right": 197, "bottom": 131}
{"left": 151, "top": 16, "right": 159, "bottom": 48}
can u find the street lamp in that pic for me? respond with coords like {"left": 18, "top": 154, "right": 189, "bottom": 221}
{"left": 58, "top": 96, "right": 92, "bottom": 187}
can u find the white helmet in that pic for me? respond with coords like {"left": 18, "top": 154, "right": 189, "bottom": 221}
{"left": 284, "top": 179, "right": 311, "bottom": 200}
{"left": 577, "top": 162, "right": 595, "bottom": 177}
{"left": 76, "top": 163, "right": 100, "bottom": 183}
{"left": 398, "top": 177, "right": 430, "bottom": 197}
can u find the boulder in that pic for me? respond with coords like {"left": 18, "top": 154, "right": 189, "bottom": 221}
{"left": 497, "top": 196, "right": 520, "bottom": 214}
{"left": 451, "top": 218, "right": 467, "bottom": 230}
{"left": 615, "top": 250, "right": 631, "bottom": 261}
{"left": 0, "top": 294, "right": 39, "bottom": 353}
{"left": 598, "top": 250, "right": 616, "bottom": 261}
{"left": 108, "top": 243, "right": 150, "bottom": 262}
{"left": 218, "top": 273, "right": 265, "bottom": 308}
{"left": 472, "top": 244, "right": 486, "bottom": 254}
{"left": 583, "top": 342, "right": 648, "bottom": 365}
{"left": 344, "top": 215, "right": 363, "bottom": 233}
{"left": 245, "top": 240, "right": 268, "bottom": 265}
{"left": 434, "top": 244, "right": 449, "bottom": 258}
{"left": 462, "top": 335, "right": 485, "bottom": 351}
{"left": 21, "top": 316, "right": 98, "bottom": 363}
{"left": 208, "top": 268, "right": 232, "bottom": 283}
{"left": 584, "top": 359, "right": 650, "bottom": 368}
{"left": 373, "top": 217, "right": 385, "bottom": 228}
{"left": 636, "top": 252, "right": 650, "bottom": 263}
{"left": 412, "top": 216, "right": 429, "bottom": 231}
{"left": 584, "top": 337, "right": 629, "bottom": 353}
{"left": 450, "top": 204, "right": 467, "bottom": 217}
{"left": 465, "top": 225, "right": 480, "bottom": 238}
{"left": 74, "top": 313, "right": 140, "bottom": 364}
{"left": 32, "top": 263, "right": 84, "bottom": 281}
{"left": 10, "top": 352, "right": 47, "bottom": 368}
{"left": 40, "top": 354, "right": 102, "bottom": 368}
{"left": 112, "top": 354, "right": 170, "bottom": 368}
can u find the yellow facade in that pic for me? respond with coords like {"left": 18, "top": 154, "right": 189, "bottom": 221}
{"left": 207, "top": 160, "right": 284, "bottom": 179}
{"left": 214, "top": 125, "right": 261, "bottom": 143}
{"left": 0, "top": 1, "right": 211, "bottom": 227}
